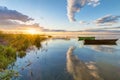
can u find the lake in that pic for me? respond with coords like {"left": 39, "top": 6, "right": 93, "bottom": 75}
{"left": 9, "top": 38, "right": 120, "bottom": 80}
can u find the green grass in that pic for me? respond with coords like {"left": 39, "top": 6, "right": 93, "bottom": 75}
{"left": 18, "top": 51, "right": 26, "bottom": 58}
{"left": 0, "top": 45, "right": 16, "bottom": 69}
{"left": 0, "top": 32, "right": 48, "bottom": 51}
{"left": 0, "top": 31, "right": 50, "bottom": 79}
{"left": 0, "top": 31, "right": 50, "bottom": 70}
{"left": 0, "top": 70, "right": 19, "bottom": 80}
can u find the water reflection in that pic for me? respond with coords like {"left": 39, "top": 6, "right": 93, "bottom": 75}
{"left": 17, "top": 51, "right": 26, "bottom": 58}
{"left": 17, "top": 40, "right": 46, "bottom": 59}
{"left": 66, "top": 46, "right": 103, "bottom": 80}
{"left": 3, "top": 38, "right": 120, "bottom": 80}
{"left": 88, "top": 45, "right": 117, "bottom": 54}
{"left": 78, "top": 39, "right": 120, "bottom": 54}
{"left": 116, "top": 39, "right": 120, "bottom": 46}
{"left": 78, "top": 41, "right": 84, "bottom": 48}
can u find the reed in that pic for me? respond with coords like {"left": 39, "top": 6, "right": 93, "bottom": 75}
{"left": 0, "top": 31, "right": 49, "bottom": 70}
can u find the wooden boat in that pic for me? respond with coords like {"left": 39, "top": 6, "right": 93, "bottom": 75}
{"left": 78, "top": 37, "right": 95, "bottom": 41}
{"left": 84, "top": 39, "right": 118, "bottom": 45}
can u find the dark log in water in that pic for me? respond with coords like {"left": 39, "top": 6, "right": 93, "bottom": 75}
{"left": 84, "top": 39, "right": 118, "bottom": 45}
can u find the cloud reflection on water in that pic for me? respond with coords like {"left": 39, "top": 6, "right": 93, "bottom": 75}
{"left": 66, "top": 46, "right": 103, "bottom": 80}
{"left": 88, "top": 45, "right": 119, "bottom": 54}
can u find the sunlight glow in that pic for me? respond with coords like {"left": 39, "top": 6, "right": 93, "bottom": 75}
{"left": 27, "top": 29, "right": 37, "bottom": 34}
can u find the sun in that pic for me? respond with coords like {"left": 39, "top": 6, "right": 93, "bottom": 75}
{"left": 27, "top": 29, "right": 37, "bottom": 34}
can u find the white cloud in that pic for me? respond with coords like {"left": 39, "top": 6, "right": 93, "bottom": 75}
{"left": 0, "top": 6, "right": 33, "bottom": 22}
{"left": 88, "top": 0, "right": 100, "bottom": 7}
{"left": 79, "top": 21, "right": 86, "bottom": 24}
{"left": 67, "top": 0, "right": 100, "bottom": 22}
{"left": 0, "top": 6, "right": 44, "bottom": 30}
{"left": 94, "top": 15, "right": 120, "bottom": 26}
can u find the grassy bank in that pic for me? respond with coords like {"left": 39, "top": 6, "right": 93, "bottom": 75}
{"left": 0, "top": 31, "right": 50, "bottom": 79}
{"left": 0, "top": 45, "right": 16, "bottom": 69}
{"left": 0, "top": 31, "right": 50, "bottom": 70}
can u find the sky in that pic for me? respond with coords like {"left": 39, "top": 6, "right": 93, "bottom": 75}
{"left": 0, "top": 0, "right": 120, "bottom": 32}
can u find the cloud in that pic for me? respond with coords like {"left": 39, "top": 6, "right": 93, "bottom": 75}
{"left": 67, "top": 0, "right": 100, "bottom": 22}
{"left": 87, "top": 0, "right": 100, "bottom": 7}
{"left": 0, "top": 6, "right": 68, "bottom": 32}
{"left": 101, "top": 26, "right": 120, "bottom": 30}
{"left": 0, "top": 6, "right": 33, "bottom": 22}
{"left": 0, "top": 6, "right": 42, "bottom": 31}
{"left": 0, "top": 20, "right": 20, "bottom": 25}
{"left": 79, "top": 20, "right": 90, "bottom": 25}
{"left": 85, "top": 26, "right": 120, "bottom": 33}
{"left": 79, "top": 21, "right": 86, "bottom": 24}
{"left": 94, "top": 15, "right": 120, "bottom": 26}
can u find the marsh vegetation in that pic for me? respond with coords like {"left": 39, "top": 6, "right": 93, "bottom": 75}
{"left": 0, "top": 31, "right": 49, "bottom": 79}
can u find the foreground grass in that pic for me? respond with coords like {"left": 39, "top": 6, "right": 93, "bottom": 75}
{"left": 0, "top": 31, "right": 50, "bottom": 69}
{"left": 0, "top": 31, "right": 50, "bottom": 80}
{"left": 1, "top": 33, "right": 48, "bottom": 51}
{"left": 0, "top": 45, "right": 16, "bottom": 69}
{"left": 0, "top": 33, "right": 49, "bottom": 69}
{"left": 0, "top": 45, "right": 18, "bottom": 80}
{"left": 0, "top": 70, "right": 19, "bottom": 80}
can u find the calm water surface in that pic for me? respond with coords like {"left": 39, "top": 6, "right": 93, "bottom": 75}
{"left": 10, "top": 39, "right": 120, "bottom": 80}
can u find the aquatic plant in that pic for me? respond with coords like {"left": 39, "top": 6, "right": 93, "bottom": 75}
{"left": 0, "top": 70, "right": 19, "bottom": 80}
{"left": 0, "top": 32, "right": 49, "bottom": 70}
{"left": 18, "top": 51, "right": 26, "bottom": 58}
{"left": 0, "top": 31, "right": 50, "bottom": 80}
{"left": 0, "top": 45, "right": 16, "bottom": 69}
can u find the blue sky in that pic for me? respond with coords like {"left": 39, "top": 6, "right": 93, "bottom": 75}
{"left": 0, "top": 0, "right": 120, "bottom": 31}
